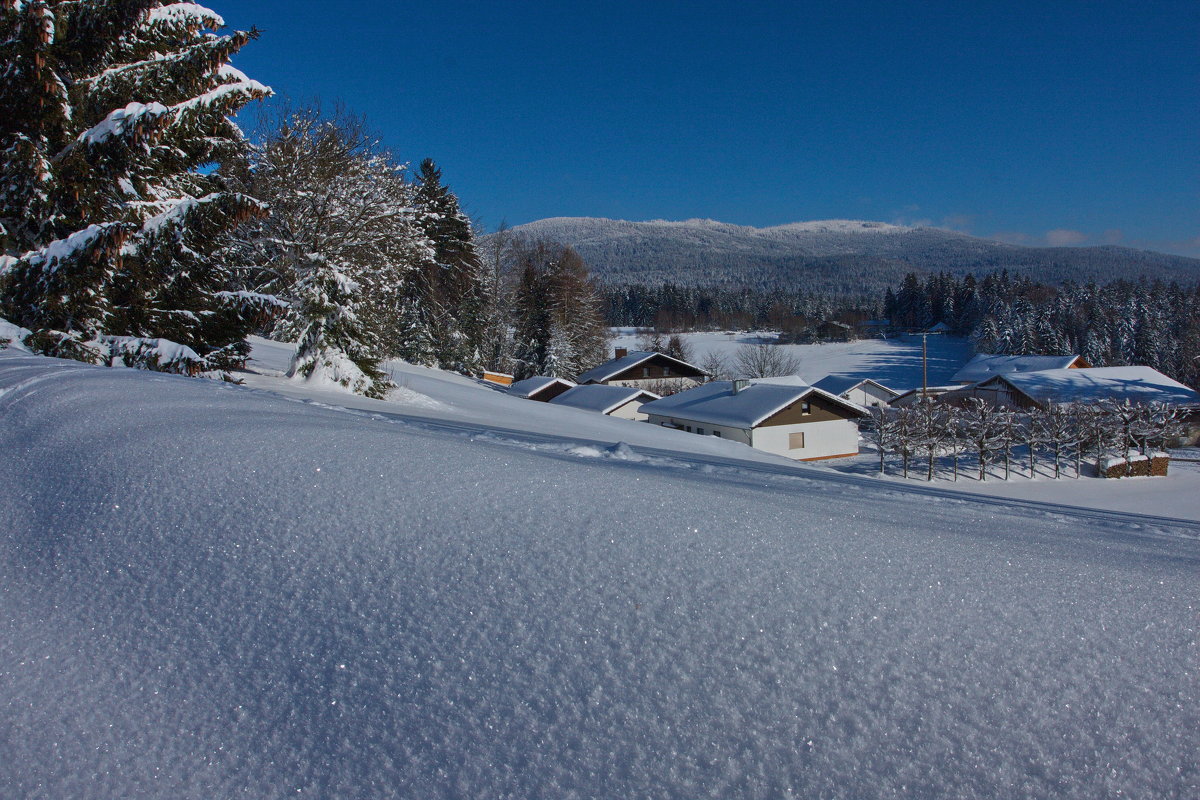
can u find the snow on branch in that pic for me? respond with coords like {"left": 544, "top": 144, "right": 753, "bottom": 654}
{"left": 77, "top": 102, "right": 170, "bottom": 147}
{"left": 170, "top": 80, "right": 272, "bottom": 125}
{"left": 146, "top": 2, "right": 225, "bottom": 30}
{"left": 25, "top": 223, "right": 129, "bottom": 272}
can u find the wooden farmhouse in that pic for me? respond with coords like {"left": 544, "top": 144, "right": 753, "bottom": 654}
{"left": 507, "top": 376, "right": 576, "bottom": 402}
{"left": 548, "top": 385, "right": 660, "bottom": 421}
{"left": 641, "top": 376, "right": 867, "bottom": 461}
{"left": 815, "top": 320, "right": 854, "bottom": 342}
{"left": 941, "top": 366, "right": 1200, "bottom": 411}
{"left": 951, "top": 353, "right": 1089, "bottom": 385}
{"left": 812, "top": 375, "right": 899, "bottom": 408}
{"left": 575, "top": 348, "right": 707, "bottom": 394}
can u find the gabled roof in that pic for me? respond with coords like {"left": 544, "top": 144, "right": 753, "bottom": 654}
{"left": 889, "top": 385, "right": 959, "bottom": 405}
{"left": 952, "top": 353, "right": 1084, "bottom": 384}
{"left": 812, "top": 375, "right": 899, "bottom": 398}
{"left": 548, "top": 384, "right": 660, "bottom": 415}
{"left": 984, "top": 367, "right": 1200, "bottom": 407}
{"left": 575, "top": 351, "right": 705, "bottom": 384}
{"left": 507, "top": 376, "right": 576, "bottom": 399}
{"left": 641, "top": 378, "right": 867, "bottom": 429}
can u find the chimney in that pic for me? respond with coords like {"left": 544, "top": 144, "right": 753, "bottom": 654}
{"left": 615, "top": 347, "right": 627, "bottom": 359}
{"left": 732, "top": 379, "right": 749, "bottom": 395}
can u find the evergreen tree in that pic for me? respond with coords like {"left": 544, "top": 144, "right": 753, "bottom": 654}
{"left": 287, "top": 252, "right": 389, "bottom": 398}
{"left": 0, "top": 0, "right": 274, "bottom": 368}
{"left": 509, "top": 238, "right": 607, "bottom": 379}
{"left": 413, "top": 158, "right": 487, "bottom": 374}
{"left": 234, "top": 105, "right": 432, "bottom": 388}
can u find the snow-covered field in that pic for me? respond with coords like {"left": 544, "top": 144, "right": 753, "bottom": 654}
{"left": 611, "top": 328, "right": 976, "bottom": 391}
{"left": 2, "top": 346, "right": 1198, "bottom": 798}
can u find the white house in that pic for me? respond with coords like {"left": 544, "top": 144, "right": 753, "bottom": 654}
{"left": 547, "top": 385, "right": 660, "bottom": 421}
{"left": 575, "top": 349, "right": 707, "bottom": 394}
{"left": 640, "top": 376, "right": 867, "bottom": 460}
{"left": 812, "top": 375, "right": 900, "bottom": 408}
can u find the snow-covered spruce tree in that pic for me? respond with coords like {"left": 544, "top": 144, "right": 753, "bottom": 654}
{"left": 0, "top": 0, "right": 274, "bottom": 369}
{"left": 234, "top": 106, "right": 432, "bottom": 393}
{"left": 287, "top": 252, "right": 388, "bottom": 398}
{"left": 412, "top": 158, "right": 487, "bottom": 375}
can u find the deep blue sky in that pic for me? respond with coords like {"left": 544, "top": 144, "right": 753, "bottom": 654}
{"left": 223, "top": 1, "right": 1199, "bottom": 255}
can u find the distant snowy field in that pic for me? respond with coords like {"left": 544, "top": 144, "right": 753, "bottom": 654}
{"left": 2, "top": 347, "right": 1198, "bottom": 798}
{"left": 611, "top": 328, "right": 975, "bottom": 391}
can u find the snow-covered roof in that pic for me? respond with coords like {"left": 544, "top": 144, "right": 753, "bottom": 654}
{"left": 952, "top": 353, "right": 1082, "bottom": 384}
{"left": 641, "top": 378, "right": 866, "bottom": 429}
{"left": 548, "top": 384, "right": 659, "bottom": 415}
{"left": 575, "top": 351, "right": 704, "bottom": 384}
{"left": 812, "top": 375, "right": 898, "bottom": 398}
{"left": 987, "top": 367, "right": 1200, "bottom": 406}
{"left": 507, "top": 376, "right": 575, "bottom": 399}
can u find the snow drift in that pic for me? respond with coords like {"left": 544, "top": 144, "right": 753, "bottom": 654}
{"left": 1, "top": 351, "right": 1197, "bottom": 798}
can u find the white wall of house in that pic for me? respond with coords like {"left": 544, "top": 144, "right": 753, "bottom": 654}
{"left": 645, "top": 414, "right": 752, "bottom": 446}
{"left": 645, "top": 414, "right": 859, "bottom": 460}
{"left": 610, "top": 399, "right": 651, "bottom": 421}
{"left": 751, "top": 419, "right": 860, "bottom": 460}
{"left": 845, "top": 384, "right": 893, "bottom": 408}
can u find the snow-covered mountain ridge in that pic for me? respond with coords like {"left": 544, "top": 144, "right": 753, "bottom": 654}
{"left": 496, "top": 216, "right": 1200, "bottom": 294}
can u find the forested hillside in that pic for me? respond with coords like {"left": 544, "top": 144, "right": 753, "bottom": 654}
{"left": 500, "top": 217, "right": 1200, "bottom": 295}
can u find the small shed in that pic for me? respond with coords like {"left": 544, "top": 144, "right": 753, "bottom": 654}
{"left": 548, "top": 385, "right": 660, "bottom": 421}
{"left": 812, "top": 375, "right": 900, "bottom": 408}
{"left": 482, "top": 371, "right": 514, "bottom": 386}
{"left": 507, "top": 376, "right": 576, "bottom": 402}
{"left": 889, "top": 385, "right": 959, "bottom": 407}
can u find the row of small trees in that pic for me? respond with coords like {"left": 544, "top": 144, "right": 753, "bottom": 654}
{"left": 864, "top": 399, "right": 1186, "bottom": 481}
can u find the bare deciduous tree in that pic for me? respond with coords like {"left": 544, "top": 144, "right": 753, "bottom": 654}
{"left": 734, "top": 343, "right": 801, "bottom": 378}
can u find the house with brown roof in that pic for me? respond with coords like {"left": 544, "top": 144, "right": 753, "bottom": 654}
{"left": 575, "top": 348, "right": 707, "bottom": 394}
{"left": 951, "top": 353, "right": 1090, "bottom": 385}
{"left": 942, "top": 366, "right": 1200, "bottom": 411}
